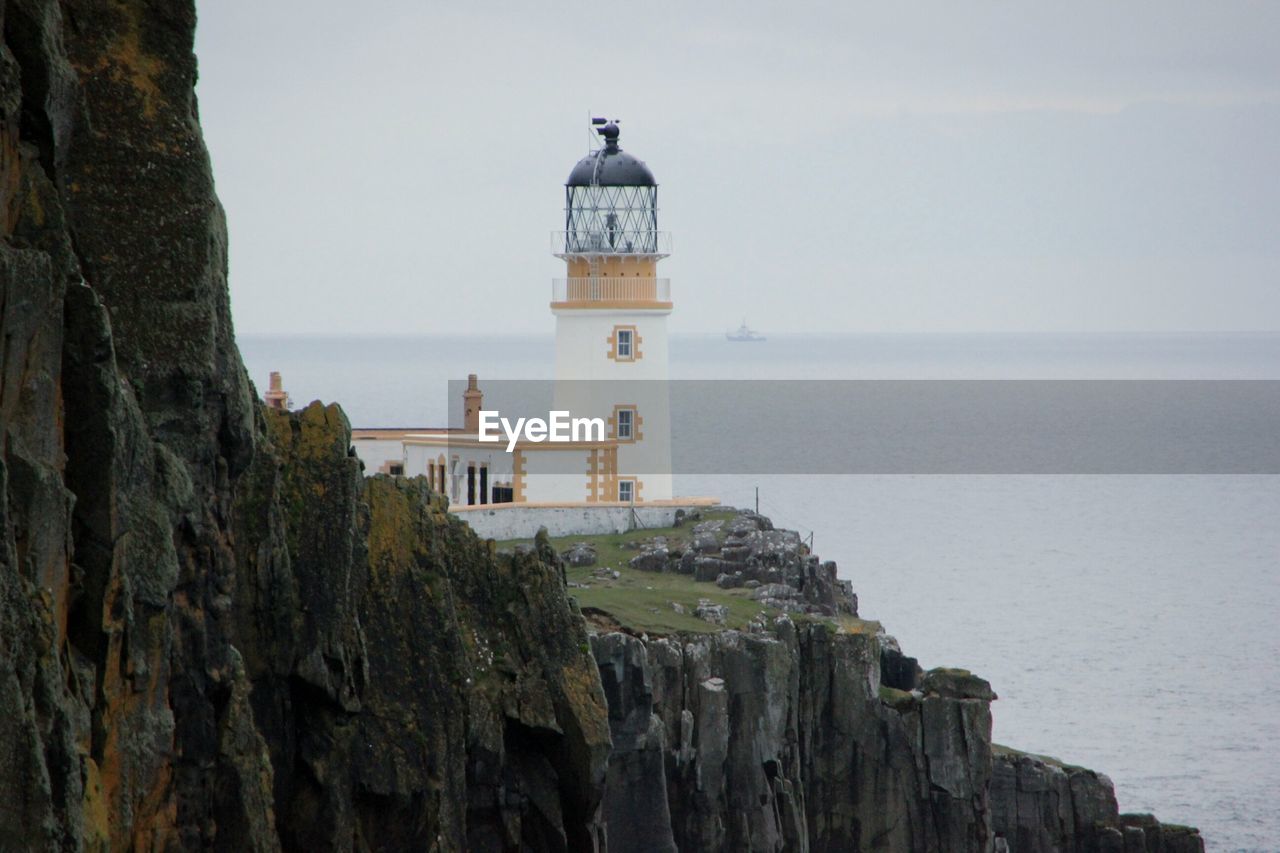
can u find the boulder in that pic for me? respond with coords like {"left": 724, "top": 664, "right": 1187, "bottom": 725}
{"left": 693, "top": 600, "right": 729, "bottom": 625}
{"left": 561, "top": 542, "right": 598, "bottom": 567}
{"left": 691, "top": 519, "right": 725, "bottom": 538}
{"left": 751, "top": 583, "right": 798, "bottom": 602}
{"left": 630, "top": 546, "right": 670, "bottom": 573}
{"left": 738, "top": 529, "right": 804, "bottom": 568}
{"left": 694, "top": 556, "right": 739, "bottom": 582}
{"left": 750, "top": 583, "right": 810, "bottom": 614}
{"left": 692, "top": 531, "right": 722, "bottom": 553}
{"left": 715, "top": 572, "right": 744, "bottom": 589}
{"left": 725, "top": 512, "right": 772, "bottom": 538}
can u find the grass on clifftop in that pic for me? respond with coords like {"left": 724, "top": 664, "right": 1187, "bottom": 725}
{"left": 496, "top": 511, "right": 880, "bottom": 636}
{"left": 991, "top": 743, "right": 1078, "bottom": 771}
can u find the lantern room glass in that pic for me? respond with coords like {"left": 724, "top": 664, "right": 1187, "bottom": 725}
{"left": 564, "top": 184, "right": 659, "bottom": 254}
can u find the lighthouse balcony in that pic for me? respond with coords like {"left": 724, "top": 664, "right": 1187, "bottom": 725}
{"left": 552, "top": 230, "right": 672, "bottom": 259}
{"left": 551, "top": 277, "right": 672, "bottom": 309}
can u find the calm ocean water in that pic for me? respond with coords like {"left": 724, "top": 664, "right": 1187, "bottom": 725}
{"left": 241, "top": 332, "right": 1280, "bottom": 851}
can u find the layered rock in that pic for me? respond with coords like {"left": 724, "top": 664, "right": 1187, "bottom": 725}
{"left": 0, "top": 3, "right": 609, "bottom": 849}
{"left": 591, "top": 625, "right": 994, "bottom": 852}
{"left": 231, "top": 403, "right": 612, "bottom": 850}
{"left": 590, "top": 626, "right": 1203, "bottom": 853}
{"left": 990, "top": 748, "right": 1204, "bottom": 853}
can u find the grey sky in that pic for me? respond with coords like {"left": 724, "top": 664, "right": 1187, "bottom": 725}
{"left": 194, "top": 1, "right": 1280, "bottom": 335}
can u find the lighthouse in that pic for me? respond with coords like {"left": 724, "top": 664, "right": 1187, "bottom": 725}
{"left": 552, "top": 120, "right": 673, "bottom": 502}
{"left": 348, "top": 119, "right": 686, "bottom": 515}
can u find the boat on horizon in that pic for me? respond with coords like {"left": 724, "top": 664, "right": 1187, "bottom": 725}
{"left": 726, "top": 319, "right": 766, "bottom": 342}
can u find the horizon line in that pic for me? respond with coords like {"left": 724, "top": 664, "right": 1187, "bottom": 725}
{"left": 235, "top": 328, "right": 1280, "bottom": 339}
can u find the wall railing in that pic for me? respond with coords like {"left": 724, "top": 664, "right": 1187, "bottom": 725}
{"left": 551, "top": 278, "right": 672, "bottom": 303}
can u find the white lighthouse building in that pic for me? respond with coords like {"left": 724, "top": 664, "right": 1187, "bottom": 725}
{"left": 551, "top": 120, "right": 673, "bottom": 502}
{"left": 343, "top": 119, "right": 706, "bottom": 536}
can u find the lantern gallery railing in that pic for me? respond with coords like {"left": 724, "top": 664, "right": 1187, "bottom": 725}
{"left": 551, "top": 278, "right": 672, "bottom": 304}
{"left": 552, "top": 230, "right": 672, "bottom": 258}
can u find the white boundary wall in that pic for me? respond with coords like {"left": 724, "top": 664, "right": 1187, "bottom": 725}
{"left": 350, "top": 438, "right": 404, "bottom": 473}
{"left": 452, "top": 500, "right": 716, "bottom": 541}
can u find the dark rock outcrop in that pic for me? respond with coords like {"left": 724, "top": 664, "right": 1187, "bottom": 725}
{"left": 590, "top": 623, "right": 996, "bottom": 852}
{"left": 990, "top": 749, "right": 1204, "bottom": 853}
{"left": 714, "top": 571, "right": 743, "bottom": 589}
{"left": 592, "top": 633, "right": 677, "bottom": 853}
{"left": 232, "top": 404, "right": 611, "bottom": 851}
{"left": 0, "top": 4, "right": 609, "bottom": 849}
{"left": 628, "top": 544, "right": 669, "bottom": 573}
{"left": 590, "top": 625, "right": 1204, "bottom": 853}
{"left": 633, "top": 510, "right": 857, "bottom": 616}
{"left": 562, "top": 541, "right": 598, "bottom": 567}
{"left": 881, "top": 636, "right": 922, "bottom": 691}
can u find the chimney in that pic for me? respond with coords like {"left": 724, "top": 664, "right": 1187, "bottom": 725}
{"left": 265, "top": 371, "right": 290, "bottom": 410}
{"left": 463, "top": 374, "right": 483, "bottom": 434}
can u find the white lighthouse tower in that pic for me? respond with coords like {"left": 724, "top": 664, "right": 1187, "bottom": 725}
{"left": 552, "top": 120, "right": 673, "bottom": 502}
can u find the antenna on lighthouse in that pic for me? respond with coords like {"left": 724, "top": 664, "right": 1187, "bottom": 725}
{"left": 586, "top": 115, "right": 619, "bottom": 154}
{"left": 587, "top": 114, "right": 608, "bottom": 153}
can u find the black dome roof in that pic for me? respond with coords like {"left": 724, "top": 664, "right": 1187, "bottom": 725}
{"left": 566, "top": 123, "right": 656, "bottom": 187}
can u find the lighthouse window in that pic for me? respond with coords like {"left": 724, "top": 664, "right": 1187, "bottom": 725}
{"left": 618, "top": 479, "right": 635, "bottom": 503}
{"left": 610, "top": 325, "right": 640, "bottom": 361}
{"left": 611, "top": 405, "right": 642, "bottom": 443}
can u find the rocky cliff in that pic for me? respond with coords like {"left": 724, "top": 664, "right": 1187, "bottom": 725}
{"left": 0, "top": 1, "right": 1203, "bottom": 851}
{"left": 0, "top": 2, "right": 608, "bottom": 849}
{"left": 588, "top": 613, "right": 1202, "bottom": 853}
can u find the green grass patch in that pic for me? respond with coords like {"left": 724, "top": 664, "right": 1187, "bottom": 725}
{"left": 535, "top": 510, "right": 737, "bottom": 569}
{"left": 878, "top": 685, "right": 918, "bottom": 711}
{"left": 834, "top": 615, "right": 883, "bottom": 635}
{"left": 573, "top": 564, "right": 768, "bottom": 634}
{"left": 497, "top": 512, "right": 875, "bottom": 636}
{"left": 991, "top": 743, "right": 1077, "bottom": 770}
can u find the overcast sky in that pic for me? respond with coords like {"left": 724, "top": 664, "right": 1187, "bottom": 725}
{"left": 194, "top": 1, "right": 1280, "bottom": 335}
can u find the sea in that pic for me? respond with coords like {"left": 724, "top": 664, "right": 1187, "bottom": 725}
{"left": 240, "top": 331, "right": 1280, "bottom": 852}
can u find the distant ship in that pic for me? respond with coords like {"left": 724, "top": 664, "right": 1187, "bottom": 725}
{"left": 726, "top": 319, "right": 766, "bottom": 342}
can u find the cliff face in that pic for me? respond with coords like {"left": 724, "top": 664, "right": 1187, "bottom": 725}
{"left": 589, "top": 624, "right": 1203, "bottom": 853}
{"left": 989, "top": 750, "right": 1203, "bottom": 853}
{"left": 228, "top": 403, "right": 610, "bottom": 851}
{"left": 0, "top": 2, "right": 1203, "bottom": 851}
{"left": 0, "top": 2, "right": 608, "bottom": 849}
{"left": 591, "top": 627, "right": 991, "bottom": 853}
